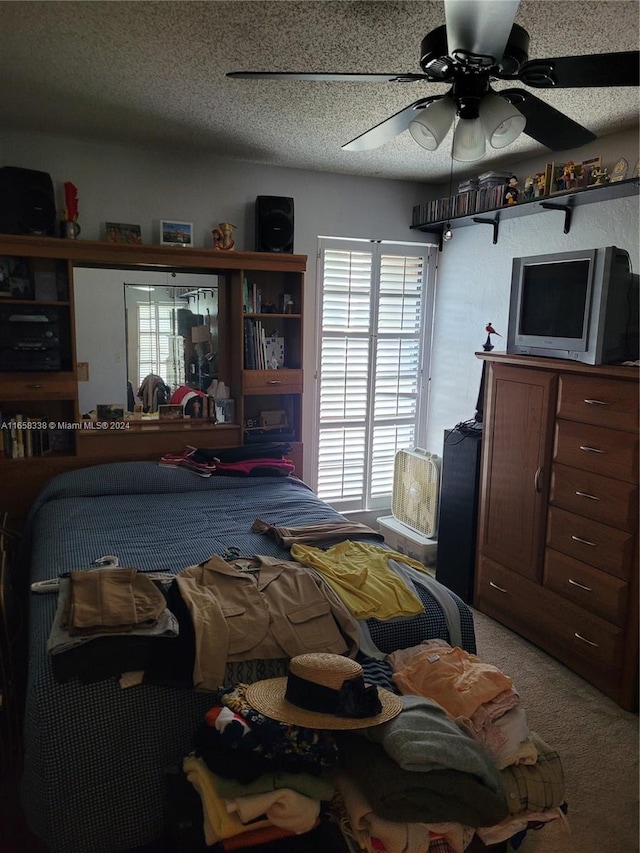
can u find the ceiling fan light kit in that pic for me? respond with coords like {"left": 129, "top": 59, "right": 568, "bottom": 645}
{"left": 480, "top": 92, "right": 527, "bottom": 149}
{"left": 229, "top": 0, "right": 639, "bottom": 164}
{"left": 408, "top": 97, "right": 456, "bottom": 150}
{"left": 452, "top": 117, "right": 486, "bottom": 162}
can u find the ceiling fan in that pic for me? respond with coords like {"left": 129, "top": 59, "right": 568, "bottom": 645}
{"left": 228, "top": 0, "right": 639, "bottom": 162}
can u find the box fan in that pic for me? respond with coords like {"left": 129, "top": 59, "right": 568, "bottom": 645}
{"left": 391, "top": 448, "right": 441, "bottom": 538}
{"left": 377, "top": 448, "right": 440, "bottom": 567}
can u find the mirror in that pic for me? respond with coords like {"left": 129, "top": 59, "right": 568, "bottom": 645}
{"left": 74, "top": 268, "right": 219, "bottom": 416}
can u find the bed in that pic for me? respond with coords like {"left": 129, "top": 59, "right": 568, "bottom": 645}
{"left": 19, "top": 460, "right": 476, "bottom": 853}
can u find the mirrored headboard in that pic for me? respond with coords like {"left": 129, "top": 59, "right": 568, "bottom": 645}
{"left": 74, "top": 267, "right": 219, "bottom": 415}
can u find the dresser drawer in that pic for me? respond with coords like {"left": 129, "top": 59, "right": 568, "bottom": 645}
{"left": 242, "top": 369, "right": 302, "bottom": 394}
{"left": 543, "top": 548, "right": 629, "bottom": 626}
{"left": 554, "top": 419, "right": 638, "bottom": 483}
{"left": 0, "top": 373, "right": 76, "bottom": 401}
{"left": 476, "top": 555, "right": 624, "bottom": 676}
{"left": 550, "top": 463, "right": 638, "bottom": 531}
{"left": 546, "top": 506, "right": 635, "bottom": 580}
{"left": 557, "top": 374, "right": 639, "bottom": 432}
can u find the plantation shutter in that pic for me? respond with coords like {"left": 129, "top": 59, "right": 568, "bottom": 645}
{"left": 316, "top": 239, "right": 434, "bottom": 511}
{"left": 137, "top": 302, "right": 184, "bottom": 388}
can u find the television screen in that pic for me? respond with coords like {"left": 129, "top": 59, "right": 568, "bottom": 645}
{"left": 519, "top": 260, "right": 590, "bottom": 339}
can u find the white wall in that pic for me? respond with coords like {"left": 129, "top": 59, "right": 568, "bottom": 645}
{"left": 425, "top": 192, "right": 640, "bottom": 455}
{"left": 0, "top": 130, "right": 437, "bottom": 481}
{"left": 1, "top": 129, "right": 637, "bottom": 482}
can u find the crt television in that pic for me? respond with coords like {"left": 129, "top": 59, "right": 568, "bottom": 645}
{"left": 507, "top": 246, "right": 638, "bottom": 365}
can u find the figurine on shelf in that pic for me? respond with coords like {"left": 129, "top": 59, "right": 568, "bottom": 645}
{"left": 503, "top": 176, "right": 519, "bottom": 205}
{"left": 563, "top": 161, "right": 577, "bottom": 190}
{"left": 523, "top": 176, "right": 535, "bottom": 200}
{"left": 590, "top": 166, "right": 610, "bottom": 186}
{"left": 212, "top": 222, "right": 237, "bottom": 250}
{"left": 535, "top": 172, "right": 547, "bottom": 197}
{"left": 482, "top": 322, "right": 501, "bottom": 352}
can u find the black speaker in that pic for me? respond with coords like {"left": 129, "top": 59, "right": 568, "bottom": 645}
{"left": 255, "top": 196, "right": 294, "bottom": 253}
{"left": 435, "top": 427, "right": 483, "bottom": 604}
{"left": 0, "top": 166, "right": 57, "bottom": 236}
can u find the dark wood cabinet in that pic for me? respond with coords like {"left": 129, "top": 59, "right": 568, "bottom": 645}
{"left": 475, "top": 353, "right": 639, "bottom": 710}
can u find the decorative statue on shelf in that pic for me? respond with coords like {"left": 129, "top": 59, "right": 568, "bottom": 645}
{"left": 483, "top": 322, "right": 501, "bottom": 352}
{"left": 590, "top": 166, "right": 610, "bottom": 187}
{"left": 535, "top": 172, "right": 546, "bottom": 197}
{"left": 523, "top": 176, "right": 535, "bottom": 200}
{"left": 212, "top": 222, "right": 237, "bottom": 250}
{"left": 503, "top": 176, "right": 519, "bottom": 206}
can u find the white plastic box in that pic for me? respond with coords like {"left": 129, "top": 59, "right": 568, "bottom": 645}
{"left": 377, "top": 515, "right": 437, "bottom": 571}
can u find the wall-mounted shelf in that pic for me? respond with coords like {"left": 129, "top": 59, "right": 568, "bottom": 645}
{"left": 412, "top": 178, "right": 638, "bottom": 248}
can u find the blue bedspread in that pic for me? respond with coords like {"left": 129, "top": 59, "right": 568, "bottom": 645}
{"left": 20, "top": 461, "right": 475, "bottom": 853}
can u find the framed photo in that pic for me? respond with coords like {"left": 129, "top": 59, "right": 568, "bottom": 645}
{"left": 610, "top": 158, "right": 629, "bottom": 183}
{"left": 106, "top": 222, "right": 142, "bottom": 244}
{"left": 579, "top": 156, "right": 602, "bottom": 188}
{"left": 97, "top": 403, "right": 125, "bottom": 421}
{"left": 0, "top": 255, "right": 33, "bottom": 299}
{"left": 160, "top": 220, "right": 194, "bottom": 247}
{"left": 158, "top": 404, "right": 184, "bottom": 421}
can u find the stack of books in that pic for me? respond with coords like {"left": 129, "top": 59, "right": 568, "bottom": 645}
{"left": 412, "top": 170, "right": 515, "bottom": 226}
{"left": 243, "top": 318, "right": 284, "bottom": 370}
{"left": 0, "top": 413, "right": 51, "bottom": 458}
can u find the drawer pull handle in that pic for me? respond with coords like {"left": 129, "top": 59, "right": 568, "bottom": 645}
{"left": 579, "top": 445, "right": 605, "bottom": 454}
{"left": 574, "top": 632, "right": 599, "bottom": 648}
{"left": 568, "top": 578, "right": 592, "bottom": 592}
{"left": 571, "top": 535, "right": 597, "bottom": 547}
{"left": 575, "top": 490, "right": 599, "bottom": 501}
{"left": 489, "top": 581, "right": 508, "bottom": 594}
{"left": 27, "top": 383, "right": 44, "bottom": 389}
{"left": 583, "top": 399, "right": 609, "bottom": 406}
{"left": 534, "top": 467, "right": 543, "bottom": 493}
{"left": 266, "top": 380, "right": 282, "bottom": 385}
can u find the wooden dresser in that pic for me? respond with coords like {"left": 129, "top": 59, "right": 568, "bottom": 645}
{"left": 474, "top": 353, "right": 639, "bottom": 710}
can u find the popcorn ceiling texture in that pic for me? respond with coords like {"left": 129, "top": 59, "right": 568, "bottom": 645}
{"left": 1, "top": 1, "right": 638, "bottom": 182}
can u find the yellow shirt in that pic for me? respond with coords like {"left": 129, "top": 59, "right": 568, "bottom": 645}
{"left": 290, "top": 541, "right": 428, "bottom": 620}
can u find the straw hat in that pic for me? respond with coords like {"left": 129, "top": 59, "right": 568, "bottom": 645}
{"left": 244, "top": 652, "right": 403, "bottom": 730}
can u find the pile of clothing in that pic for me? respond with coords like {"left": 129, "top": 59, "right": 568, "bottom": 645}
{"left": 47, "top": 564, "right": 178, "bottom": 682}
{"left": 177, "top": 652, "right": 567, "bottom": 853}
{"left": 159, "top": 443, "right": 295, "bottom": 478}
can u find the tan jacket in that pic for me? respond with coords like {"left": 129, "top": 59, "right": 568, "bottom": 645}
{"left": 176, "top": 554, "right": 359, "bottom": 691}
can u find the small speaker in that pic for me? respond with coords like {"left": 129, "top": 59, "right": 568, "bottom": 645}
{"left": 255, "top": 196, "right": 294, "bottom": 253}
{"left": 0, "top": 166, "right": 57, "bottom": 236}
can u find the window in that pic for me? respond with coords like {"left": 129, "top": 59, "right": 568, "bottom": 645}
{"left": 314, "top": 239, "right": 435, "bottom": 511}
{"left": 137, "top": 301, "right": 185, "bottom": 389}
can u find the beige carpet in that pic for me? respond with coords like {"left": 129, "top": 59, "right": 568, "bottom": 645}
{"left": 471, "top": 608, "right": 639, "bottom": 852}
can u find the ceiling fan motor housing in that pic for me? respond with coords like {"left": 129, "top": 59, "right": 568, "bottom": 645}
{"left": 420, "top": 23, "right": 530, "bottom": 79}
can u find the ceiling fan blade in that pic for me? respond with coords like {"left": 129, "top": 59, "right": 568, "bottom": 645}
{"left": 501, "top": 88, "right": 596, "bottom": 149}
{"left": 227, "top": 71, "right": 429, "bottom": 83}
{"left": 517, "top": 51, "right": 640, "bottom": 88}
{"left": 444, "top": 0, "right": 520, "bottom": 63}
{"left": 342, "top": 97, "right": 440, "bottom": 151}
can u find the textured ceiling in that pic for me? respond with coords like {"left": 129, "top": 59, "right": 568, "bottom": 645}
{"left": 1, "top": 0, "right": 638, "bottom": 183}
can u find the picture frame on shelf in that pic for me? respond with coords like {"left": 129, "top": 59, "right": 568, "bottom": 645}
{"left": 0, "top": 256, "right": 34, "bottom": 299}
{"left": 106, "top": 222, "right": 142, "bottom": 244}
{"left": 579, "top": 156, "right": 602, "bottom": 188}
{"left": 160, "top": 220, "right": 193, "bottom": 247}
{"left": 96, "top": 403, "right": 125, "bottom": 422}
{"left": 159, "top": 404, "right": 185, "bottom": 421}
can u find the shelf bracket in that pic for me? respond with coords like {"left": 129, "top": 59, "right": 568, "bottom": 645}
{"left": 540, "top": 201, "right": 573, "bottom": 234}
{"left": 472, "top": 216, "right": 500, "bottom": 244}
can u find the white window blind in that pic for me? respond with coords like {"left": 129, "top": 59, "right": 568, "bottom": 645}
{"left": 137, "top": 302, "right": 184, "bottom": 389}
{"left": 315, "top": 239, "right": 434, "bottom": 511}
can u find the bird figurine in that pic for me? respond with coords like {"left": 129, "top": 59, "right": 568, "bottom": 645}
{"left": 483, "top": 323, "right": 501, "bottom": 351}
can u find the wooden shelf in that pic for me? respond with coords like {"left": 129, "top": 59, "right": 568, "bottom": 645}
{"left": 412, "top": 178, "right": 639, "bottom": 246}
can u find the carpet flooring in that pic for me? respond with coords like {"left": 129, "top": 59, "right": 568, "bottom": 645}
{"left": 472, "top": 608, "right": 639, "bottom": 852}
